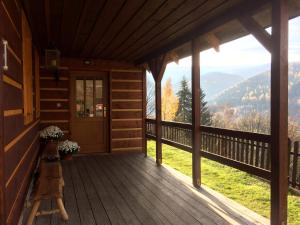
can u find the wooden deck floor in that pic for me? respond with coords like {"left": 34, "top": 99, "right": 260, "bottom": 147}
{"left": 22, "top": 153, "right": 269, "bottom": 225}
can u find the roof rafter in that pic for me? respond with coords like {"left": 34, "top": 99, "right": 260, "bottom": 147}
{"left": 135, "top": 0, "right": 270, "bottom": 64}
{"left": 239, "top": 15, "right": 272, "bottom": 53}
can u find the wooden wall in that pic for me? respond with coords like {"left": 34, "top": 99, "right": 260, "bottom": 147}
{"left": 39, "top": 59, "right": 146, "bottom": 153}
{"left": 0, "top": 1, "right": 40, "bottom": 225}
{"left": 110, "top": 71, "right": 145, "bottom": 152}
{"left": 39, "top": 69, "right": 70, "bottom": 136}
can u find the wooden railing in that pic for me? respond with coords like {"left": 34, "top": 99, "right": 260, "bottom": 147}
{"left": 146, "top": 118, "right": 300, "bottom": 190}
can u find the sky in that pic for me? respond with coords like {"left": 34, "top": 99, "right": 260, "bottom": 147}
{"left": 163, "top": 16, "right": 300, "bottom": 72}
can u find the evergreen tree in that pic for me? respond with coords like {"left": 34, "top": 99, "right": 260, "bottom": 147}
{"left": 200, "top": 88, "right": 212, "bottom": 126}
{"left": 175, "top": 77, "right": 212, "bottom": 125}
{"left": 175, "top": 77, "right": 192, "bottom": 123}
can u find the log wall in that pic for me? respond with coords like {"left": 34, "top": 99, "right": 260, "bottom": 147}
{"left": 39, "top": 59, "right": 146, "bottom": 153}
{"left": 39, "top": 69, "right": 70, "bottom": 137}
{"left": 110, "top": 71, "right": 145, "bottom": 152}
{"left": 0, "top": 1, "right": 40, "bottom": 225}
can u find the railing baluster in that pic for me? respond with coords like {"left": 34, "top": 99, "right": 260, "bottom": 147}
{"left": 145, "top": 119, "right": 300, "bottom": 187}
{"left": 292, "top": 142, "right": 299, "bottom": 188}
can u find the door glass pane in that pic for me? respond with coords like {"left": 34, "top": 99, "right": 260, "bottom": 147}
{"left": 76, "top": 80, "right": 84, "bottom": 117}
{"left": 85, "top": 80, "right": 94, "bottom": 117}
{"left": 95, "top": 80, "right": 103, "bottom": 117}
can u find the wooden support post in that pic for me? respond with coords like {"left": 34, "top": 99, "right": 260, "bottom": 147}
{"left": 143, "top": 69, "right": 147, "bottom": 157}
{"left": 148, "top": 55, "right": 168, "bottom": 166}
{"left": 155, "top": 80, "right": 162, "bottom": 165}
{"left": 270, "top": 0, "right": 289, "bottom": 224}
{"left": 192, "top": 39, "right": 201, "bottom": 187}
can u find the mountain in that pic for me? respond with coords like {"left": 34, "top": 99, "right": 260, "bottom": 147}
{"left": 212, "top": 62, "right": 300, "bottom": 121}
{"left": 201, "top": 72, "right": 244, "bottom": 100}
{"left": 159, "top": 63, "right": 270, "bottom": 100}
{"left": 161, "top": 67, "right": 244, "bottom": 100}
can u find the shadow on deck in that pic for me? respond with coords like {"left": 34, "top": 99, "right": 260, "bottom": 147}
{"left": 22, "top": 153, "right": 269, "bottom": 225}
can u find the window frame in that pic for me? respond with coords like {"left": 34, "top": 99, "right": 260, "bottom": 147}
{"left": 22, "top": 11, "right": 33, "bottom": 125}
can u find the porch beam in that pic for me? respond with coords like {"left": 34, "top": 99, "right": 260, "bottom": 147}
{"left": 270, "top": 0, "right": 289, "bottom": 224}
{"left": 148, "top": 54, "right": 168, "bottom": 165}
{"left": 191, "top": 39, "right": 201, "bottom": 187}
{"left": 205, "top": 33, "right": 220, "bottom": 52}
{"left": 239, "top": 15, "right": 272, "bottom": 53}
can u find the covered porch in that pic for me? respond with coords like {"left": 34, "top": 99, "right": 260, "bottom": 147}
{"left": 0, "top": 0, "right": 299, "bottom": 225}
{"left": 22, "top": 153, "right": 269, "bottom": 225}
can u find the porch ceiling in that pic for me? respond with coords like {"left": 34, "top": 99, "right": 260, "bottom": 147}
{"left": 21, "top": 0, "right": 300, "bottom": 63}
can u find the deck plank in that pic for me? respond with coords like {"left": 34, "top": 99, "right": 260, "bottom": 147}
{"left": 86, "top": 157, "right": 154, "bottom": 225}
{"left": 124, "top": 154, "right": 230, "bottom": 224}
{"left": 129, "top": 153, "right": 269, "bottom": 225}
{"left": 117, "top": 155, "right": 218, "bottom": 225}
{"left": 98, "top": 155, "right": 192, "bottom": 225}
{"left": 69, "top": 162, "right": 96, "bottom": 225}
{"left": 95, "top": 156, "right": 176, "bottom": 225}
{"left": 74, "top": 158, "right": 112, "bottom": 225}
{"left": 104, "top": 155, "right": 202, "bottom": 225}
{"left": 80, "top": 157, "right": 127, "bottom": 225}
{"left": 22, "top": 153, "right": 269, "bottom": 225}
{"left": 79, "top": 157, "right": 141, "bottom": 225}
{"left": 62, "top": 161, "right": 81, "bottom": 225}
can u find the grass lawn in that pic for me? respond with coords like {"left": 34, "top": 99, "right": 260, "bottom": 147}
{"left": 147, "top": 140, "right": 300, "bottom": 225}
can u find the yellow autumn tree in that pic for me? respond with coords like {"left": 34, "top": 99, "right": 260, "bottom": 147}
{"left": 162, "top": 78, "right": 178, "bottom": 121}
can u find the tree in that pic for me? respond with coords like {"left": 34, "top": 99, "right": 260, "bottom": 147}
{"left": 175, "top": 77, "right": 192, "bottom": 123}
{"left": 234, "top": 111, "right": 270, "bottom": 134}
{"left": 175, "top": 77, "right": 212, "bottom": 125}
{"left": 200, "top": 88, "right": 212, "bottom": 126}
{"left": 161, "top": 78, "right": 178, "bottom": 121}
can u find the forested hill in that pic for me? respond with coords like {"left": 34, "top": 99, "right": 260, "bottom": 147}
{"left": 212, "top": 62, "right": 300, "bottom": 121}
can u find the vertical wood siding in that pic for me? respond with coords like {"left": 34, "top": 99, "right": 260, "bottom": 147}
{"left": 0, "top": 1, "right": 40, "bottom": 225}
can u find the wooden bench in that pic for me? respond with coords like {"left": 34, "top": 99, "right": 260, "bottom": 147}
{"left": 41, "top": 143, "right": 60, "bottom": 161}
{"left": 26, "top": 178, "right": 68, "bottom": 225}
{"left": 39, "top": 161, "right": 65, "bottom": 186}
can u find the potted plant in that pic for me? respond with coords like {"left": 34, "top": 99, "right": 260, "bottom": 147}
{"left": 39, "top": 125, "right": 64, "bottom": 160}
{"left": 57, "top": 140, "right": 80, "bottom": 160}
{"left": 40, "top": 125, "right": 64, "bottom": 142}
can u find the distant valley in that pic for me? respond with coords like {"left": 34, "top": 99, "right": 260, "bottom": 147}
{"left": 148, "top": 62, "right": 300, "bottom": 122}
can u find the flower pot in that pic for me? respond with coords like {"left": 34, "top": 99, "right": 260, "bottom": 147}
{"left": 61, "top": 153, "right": 73, "bottom": 161}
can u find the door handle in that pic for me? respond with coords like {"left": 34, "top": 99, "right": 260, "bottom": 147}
{"left": 2, "top": 39, "right": 8, "bottom": 71}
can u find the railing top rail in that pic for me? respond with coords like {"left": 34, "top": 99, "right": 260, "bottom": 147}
{"left": 161, "top": 120, "right": 192, "bottom": 129}
{"left": 146, "top": 118, "right": 271, "bottom": 143}
{"left": 146, "top": 118, "right": 156, "bottom": 123}
{"left": 200, "top": 125, "right": 271, "bottom": 143}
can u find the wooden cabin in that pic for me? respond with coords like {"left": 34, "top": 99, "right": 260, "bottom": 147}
{"left": 0, "top": 0, "right": 299, "bottom": 225}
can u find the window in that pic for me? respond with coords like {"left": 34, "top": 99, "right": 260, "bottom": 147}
{"left": 22, "top": 11, "right": 33, "bottom": 125}
{"left": 76, "top": 78, "right": 103, "bottom": 118}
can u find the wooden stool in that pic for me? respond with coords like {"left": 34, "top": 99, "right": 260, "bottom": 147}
{"left": 39, "top": 161, "right": 65, "bottom": 186}
{"left": 26, "top": 178, "right": 68, "bottom": 225}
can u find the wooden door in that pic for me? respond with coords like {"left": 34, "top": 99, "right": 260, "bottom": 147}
{"left": 70, "top": 72, "right": 108, "bottom": 153}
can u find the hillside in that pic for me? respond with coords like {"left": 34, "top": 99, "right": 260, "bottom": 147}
{"left": 212, "top": 62, "right": 300, "bottom": 121}
{"left": 161, "top": 67, "right": 244, "bottom": 100}
{"left": 201, "top": 72, "right": 244, "bottom": 100}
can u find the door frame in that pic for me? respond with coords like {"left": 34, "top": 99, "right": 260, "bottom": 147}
{"left": 69, "top": 70, "right": 109, "bottom": 153}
